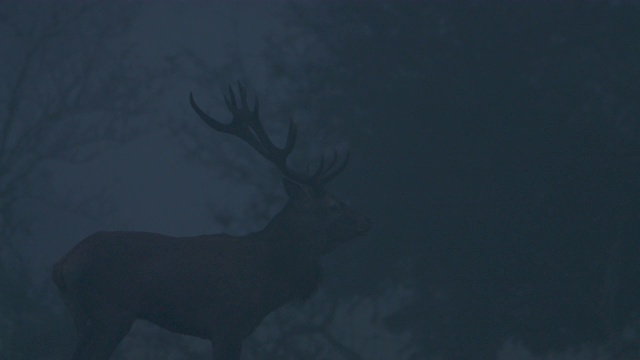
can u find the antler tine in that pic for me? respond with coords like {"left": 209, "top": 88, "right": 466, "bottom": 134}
{"left": 283, "top": 119, "right": 297, "bottom": 156}
{"left": 226, "top": 84, "right": 237, "bottom": 110}
{"left": 223, "top": 94, "right": 233, "bottom": 113}
{"left": 190, "top": 93, "right": 233, "bottom": 133}
{"left": 310, "top": 156, "right": 326, "bottom": 178}
{"left": 317, "top": 150, "right": 350, "bottom": 186}
{"left": 310, "top": 150, "right": 339, "bottom": 179}
{"left": 238, "top": 98, "right": 296, "bottom": 165}
{"left": 191, "top": 91, "right": 269, "bottom": 157}
{"left": 191, "top": 83, "right": 349, "bottom": 187}
{"left": 302, "top": 150, "right": 345, "bottom": 187}
{"left": 237, "top": 81, "right": 250, "bottom": 110}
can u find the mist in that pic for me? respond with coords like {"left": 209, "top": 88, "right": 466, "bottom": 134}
{"left": 1, "top": 1, "right": 639, "bottom": 359}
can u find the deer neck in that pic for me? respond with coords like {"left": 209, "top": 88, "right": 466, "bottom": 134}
{"left": 248, "top": 210, "right": 324, "bottom": 301}
{"left": 258, "top": 208, "right": 327, "bottom": 266}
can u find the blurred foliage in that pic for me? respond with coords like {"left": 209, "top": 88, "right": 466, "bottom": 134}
{"left": 265, "top": 1, "right": 640, "bottom": 358}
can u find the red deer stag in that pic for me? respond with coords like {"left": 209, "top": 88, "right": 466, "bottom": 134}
{"left": 53, "top": 84, "right": 371, "bottom": 360}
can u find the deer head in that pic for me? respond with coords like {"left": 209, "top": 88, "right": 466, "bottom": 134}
{"left": 277, "top": 179, "right": 371, "bottom": 253}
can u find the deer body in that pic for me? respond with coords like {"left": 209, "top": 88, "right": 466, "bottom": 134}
{"left": 54, "top": 84, "right": 370, "bottom": 360}
{"left": 56, "top": 231, "right": 293, "bottom": 338}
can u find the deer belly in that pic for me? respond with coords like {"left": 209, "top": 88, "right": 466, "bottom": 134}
{"left": 139, "top": 297, "right": 218, "bottom": 339}
{"left": 138, "top": 294, "right": 276, "bottom": 340}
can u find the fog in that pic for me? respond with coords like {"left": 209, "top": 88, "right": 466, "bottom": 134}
{"left": 2, "top": 1, "right": 639, "bottom": 359}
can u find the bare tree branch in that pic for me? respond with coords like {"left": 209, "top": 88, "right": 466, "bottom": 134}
{"left": 0, "top": 1, "right": 166, "bottom": 250}
{"left": 0, "top": 2, "right": 171, "bottom": 358}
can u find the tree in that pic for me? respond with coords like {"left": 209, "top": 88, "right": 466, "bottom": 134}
{"left": 0, "top": 1, "right": 164, "bottom": 357}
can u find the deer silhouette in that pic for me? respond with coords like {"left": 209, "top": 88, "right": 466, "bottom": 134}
{"left": 53, "top": 84, "right": 371, "bottom": 360}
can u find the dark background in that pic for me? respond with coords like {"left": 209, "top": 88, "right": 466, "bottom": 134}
{"left": 1, "top": 1, "right": 639, "bottom": 359}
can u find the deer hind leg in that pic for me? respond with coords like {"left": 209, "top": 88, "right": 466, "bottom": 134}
{"left": 73, "top": 319, "right": 133, "bottom": 360}
{"left": 73, "top": 297, "right": 135, "bottom": 360}
{"left": 53, "top": 261, "right": 90, "bottom": 335}
{"left": 57, "top": 287, "right": 92, "bottom": 356}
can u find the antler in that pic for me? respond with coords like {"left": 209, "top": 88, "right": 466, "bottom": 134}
{"left": 190, "top": 83, "right": 349, "bottom": 188}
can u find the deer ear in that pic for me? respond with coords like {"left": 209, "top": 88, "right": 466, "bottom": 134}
{"left": 283, "top": 178, "right": 304, "bottom": 198}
